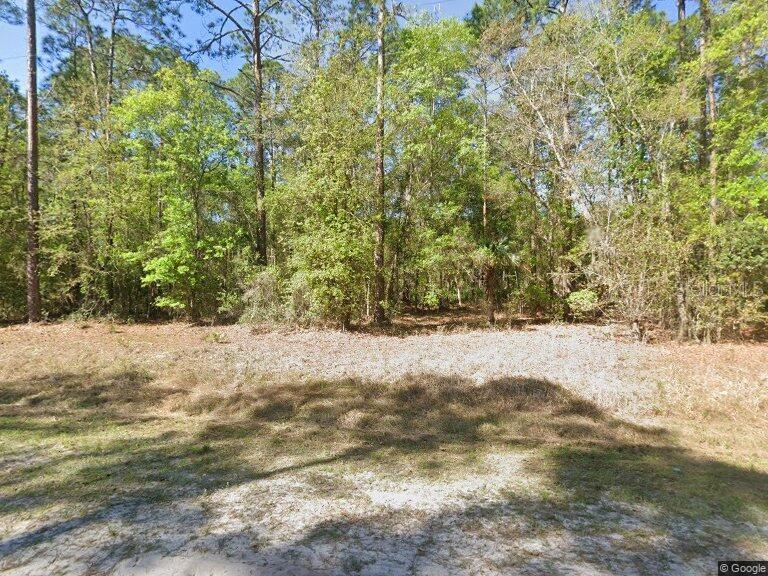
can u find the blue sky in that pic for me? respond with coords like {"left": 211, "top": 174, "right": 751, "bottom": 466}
{"left": 1, "top": 0, "right": 686, "bottom": 91}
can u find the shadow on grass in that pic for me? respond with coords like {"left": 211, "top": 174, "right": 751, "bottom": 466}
{"left": 0, "top": 367, "right": 766, "bottom": 573}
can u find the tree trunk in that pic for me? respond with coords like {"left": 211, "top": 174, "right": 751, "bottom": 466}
{"left": 311, "top": 0, "right": 321, "bottom": 67}
{"left": 676, "top": 0, "right": 688, "bottom": 163}
{"left": 75, "top": 0, "right": 102, "bottom": 110}
{"left": 312, "top": 0, "right": 321, "bottom": 40}
{"left": 481, "top": 79, "right": 495, "bottom": 325}
{"left": 673, "top": 2, "right": 691, "bottom": 340}
{"left": 675, "top": 278, "right": 688, "bottom": 341}
{"left": 662, "top": 0, "right": 686, "bottom": 225}
{"left": 106, "top": 4, "right": 120, "bottom": 110}
{"left": 700, "top": 0, "right": 717, "bottom": 230}
{"left": 484, "top": 265, "right": 496, "bottom": 325}
{"left": 26, "top": 0, "right": 41, "bottom": 322}
{"left": 102, "top": 4, "right": 121, "bottom": 310}
{"left": 700, "top": 0, "right": 718, "bottom": 298}
{"left": 253, "top": 0, "right": 268, "bottom": 265}
{"left": 677, "top": 0, "right": 686, "bottom": 52}
{"left": 372, "top": 0, "right": 387, "bottom": 325}
{"left": 386, "top": 167, "right": 411, "bottom": 309}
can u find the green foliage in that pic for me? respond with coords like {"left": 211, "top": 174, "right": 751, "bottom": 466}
{"left": 1, "top": 0, "right": 765, "bottom": 338}
{"left": 240, "top": 266, "right": 287, "bottom": 324}
{"left": 567, "top": 290, "right": 599, "bottom": 322}
{"left": 0, "top": 73, "right": 25, "bottom": 321}
{"left": 113, "top": 61, "right": 245, "bottom": 318}
{"left": 289, "top": 217, "right": 370, "bottom": 327}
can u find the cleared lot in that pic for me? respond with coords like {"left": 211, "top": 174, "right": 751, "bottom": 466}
{"left": 1, "top": 322, "right": 766, "bottom": 575}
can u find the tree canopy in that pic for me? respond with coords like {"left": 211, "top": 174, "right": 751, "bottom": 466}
{"left": 1, "top": 0, "right": 766, "bottom": 340}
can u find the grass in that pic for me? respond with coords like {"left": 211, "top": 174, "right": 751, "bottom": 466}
{"left": 2, "top": 364, "right": 766, "bottom": 524}
{"left": 1, "top": 325, "right": 767, "bottom": 571}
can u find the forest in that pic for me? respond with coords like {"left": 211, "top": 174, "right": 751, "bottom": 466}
{"left": 0, "top": 0, "right": 766, "bottom": 341}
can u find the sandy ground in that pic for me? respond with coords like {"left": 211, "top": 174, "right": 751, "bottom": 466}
{"left": 1, "top": 321, "right": 767, "bottom": 575}
{"left": 3, "top": 320, "right": 764, "bottom": 416}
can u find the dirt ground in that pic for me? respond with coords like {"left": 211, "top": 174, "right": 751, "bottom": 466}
{"left": 1, "top": 318, "right": 767, "bottom": 575}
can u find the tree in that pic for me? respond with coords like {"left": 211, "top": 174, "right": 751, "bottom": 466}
{"left": 387, "top": 18, "right": 478, "bottom": 312}
{"left": 0, "top": 0, "right": 764, "bottom": 336}
{"left": 372, "top": 0, "right": 387, "bottom": 324}
{"left": 0, "top": 74, "right": 27, "bottom": 321}
{"left": 42, "top": 0, "right": 181, "bottom": 121}
{"left": 113, "top": 62, "right": 243, "bottom": 319}
{"left": 37, "top": 5, "right": 179, "bottom": 316}
{"left": 268, "top": 24, "right": 376, "bottom": 326}
{"left": 191, "top": 0, "right": 286, "bottom": 265}
{"left": 25, "top": 0, "right": 42, "bottom": 322}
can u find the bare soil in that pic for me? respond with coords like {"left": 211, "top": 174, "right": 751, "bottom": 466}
{"left": 1, "top": 318, "right": 766, "bottom": 575}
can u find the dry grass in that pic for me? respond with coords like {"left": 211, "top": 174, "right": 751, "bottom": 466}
{"left": 1, "top": 321, "right": 765, "bottom": 506}
{"left": 646, "top": 341, "right": 768, "bottom": 422}
{"left": 1, "top": 320, "right": 767, "bottom": 574}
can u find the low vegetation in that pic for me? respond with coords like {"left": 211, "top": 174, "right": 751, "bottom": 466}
{"left": 1, "top": 322, "right": 766, "bottom": 573}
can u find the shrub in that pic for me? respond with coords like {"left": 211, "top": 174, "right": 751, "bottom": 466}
{"left": 567, "top": 289, "right": 599, "bottom": 321}
{"left": 240, "top": 266, "right": 288, "bottom": 324}
{"left": 421, "top": 291, "right": 441, "bottom": 310}
{"left": 289, "top": 217, "right": 369, "bottom": 328}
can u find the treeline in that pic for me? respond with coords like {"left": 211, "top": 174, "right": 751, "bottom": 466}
{"left": 0, "top": 0, "right": 766, "bottom": 340}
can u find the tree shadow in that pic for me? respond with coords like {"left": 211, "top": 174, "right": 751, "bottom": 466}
{"left": 1, "top": 368, "right": 766, "bottom": 574}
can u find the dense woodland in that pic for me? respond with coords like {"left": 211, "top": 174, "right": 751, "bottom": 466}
{"left": 0, "top": 0, "right": 766, "bottom": 340}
